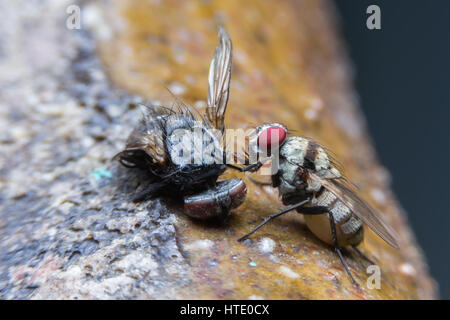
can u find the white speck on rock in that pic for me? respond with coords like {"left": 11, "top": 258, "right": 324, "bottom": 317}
{"left": 113, "top": 251, "right": 159, "bottom": 278}
{"left": 317, "top": 259, "right": 329, "bottom": 269}
{"left": 194, "top": 100, "right": 207, "bottom": 109}
{"left": 83, "top": 4, "right": 113, "bottom": 41}
{"left": 279, "top": 266, "right": 299, "bottom": 279}
{"left": 107, "top": 104, "right": 123, "bottom": 118}
{"left": 248, "top": 295, "right": 265, "bottom": 300}
{"left": 258, "top": 237, "right": 275, "bottom": 254}
{"left": 304, "top": 108, "right": 318, "bottom": 120}
{"left": 269, "top": 254, "right": 281, "bottom": 263}
{"left": 371, "top": 188, "right": 387, "bottom": 205}
{"left": 310, "top": 97, "right": 324, "bottom": 110}
{"left": 185, "top": 239, "right": 214, "bottom": 251}
{"left": 62, "top": 265, "right": 82, "bottom": 281}
{"left": 168, "top": 82, "right": 187, "bottom": 95}
{"left": 398, "top": 263, "right": 416, "bottom": 277}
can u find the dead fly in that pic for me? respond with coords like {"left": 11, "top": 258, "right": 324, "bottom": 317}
{"left": 114, "top": 27, "right": 247, "bottom": 222}
{"left": 228, "top": 124, "right": 399, "bottom": 286}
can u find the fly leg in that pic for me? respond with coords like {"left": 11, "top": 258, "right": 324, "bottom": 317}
{"left": 248, "top": 176, "right": 272, "bottom": 186}
{"left": 297, "top": 206, "right": 329, "bottom": 215}
{"left": 238, "top": 198, "right": 310, "bottom": 242}
{"left": 132, "top": 181, "right": 166, "bottom": 202}
{"left": 227, "top": 162, "right": 263, "bottom": 173}
{"left": 352, "top": 246, "right": 375, "bottom": 265}
{"left": 329, "top": 212, "right": 359, "bottom": 287}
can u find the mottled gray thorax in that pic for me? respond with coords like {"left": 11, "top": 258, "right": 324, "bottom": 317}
{"left": 276, "top": 136, "right": 329, "bottom": 197}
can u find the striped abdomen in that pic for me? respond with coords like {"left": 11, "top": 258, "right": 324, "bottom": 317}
{"left": 304, "top": 187, "right": 364, "bottom": 247}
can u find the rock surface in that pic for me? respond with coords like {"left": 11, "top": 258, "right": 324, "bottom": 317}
{"left": 0, "top": 0, "right": 437, "bottom": 299}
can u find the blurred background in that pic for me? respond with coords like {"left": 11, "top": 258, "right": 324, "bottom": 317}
{"left": 335, "top": 0, "right": 450, "bottom": 298}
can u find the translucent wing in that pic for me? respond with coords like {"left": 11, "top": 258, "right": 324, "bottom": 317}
{"left": 310, "top": 172, "right": 399, "bottom": 248}
{"left": 123, "top": 130, "right": 166, "bottom": 164}
{"left": 114, "top": 105, "right": 168, "bottom": 166}
{"left": 206, "top": 27, "right": 233, "bottom": 133}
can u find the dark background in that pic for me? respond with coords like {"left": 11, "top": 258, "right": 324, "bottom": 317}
{"left": 335, "top": 0, "right": 450, "bottom": 298}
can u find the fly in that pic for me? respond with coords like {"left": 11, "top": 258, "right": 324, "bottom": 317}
{"left": 228, "top": 124, "right": 399, "bottom": 286}
{"left": 114, "top": 27, "right": 247, "bottom": 222}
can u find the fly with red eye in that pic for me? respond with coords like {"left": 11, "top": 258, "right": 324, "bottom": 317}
{"left": 226, "top": 123, "right": 288, "bottom": 173}
{"left": 227, "top": 122, "right": 399, "bottom": 287}
{"left": 257, "top": 124, "right": 288, "bottom": 153}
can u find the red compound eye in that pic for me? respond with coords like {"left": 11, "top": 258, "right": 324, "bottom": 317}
{"left": 257, "top": 125, "right": 287, "bottom": 150}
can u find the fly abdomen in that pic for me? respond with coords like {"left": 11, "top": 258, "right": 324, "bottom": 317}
{"left": 305, "top": 188, "right": 364, "bottom": 247}
{"left": 330, "top": 199, "right": 352, "bottom": 225}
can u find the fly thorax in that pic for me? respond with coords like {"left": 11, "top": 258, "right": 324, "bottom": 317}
{"left": 278, "top": 157, "right": 307, "bottom": 196}
{"left": 191, "top": 123, "right": 224, "bottom": 166}
{"left": 166, "top": 116, "right": 224, "bottom": 167}
{"left": 279, "top": 137, "right": 309, "bottom": 166}
{"left": 165, "top": 115, "right": 195, "bottom": 136}
{"left": 277, "top": 137, "right": 311, "bottom": 195}
{"left": 313, "top": 147, "right": 330, "bottom": 171}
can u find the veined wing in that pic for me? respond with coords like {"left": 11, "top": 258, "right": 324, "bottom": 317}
{"left": 114, "top": 104, "right": 168, "bottom": 165}
{"left": 206, "top": 27, "right": 233, "bottom": 134}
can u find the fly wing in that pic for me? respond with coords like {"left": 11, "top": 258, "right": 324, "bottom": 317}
{"left": 310, "top": 172, "right": 399, "bottom": 248}
{"left": 205, "top": 27, "right": 233, "bottom": 134}
{"left": 123, "top": 130, "right": 166, "bottom": 164}
{"left": 114, "top": 105, "right": 168, "bottom": 165}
